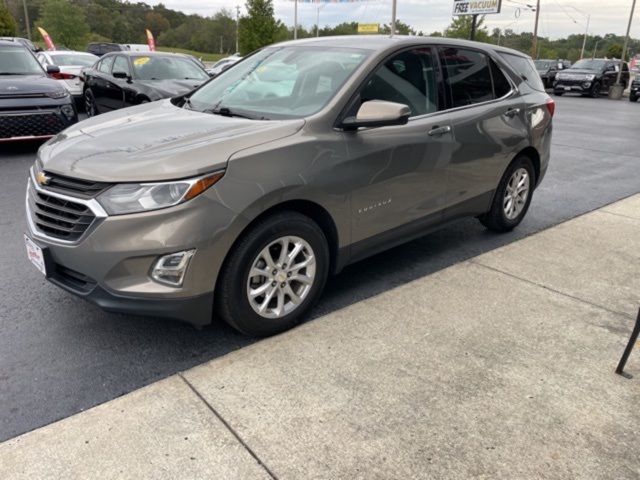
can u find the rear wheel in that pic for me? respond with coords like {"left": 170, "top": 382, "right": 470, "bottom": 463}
{"left": 216, "top": 212, "right": 329, "bottom": 337}
{"left": 84, "top": 89, "right": 98, "bottom": 117}
{"left": 479, "top": 155, "right": 535, "bottom": 232}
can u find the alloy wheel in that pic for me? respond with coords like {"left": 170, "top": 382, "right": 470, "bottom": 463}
{"left": 503, "top": 167, "right": 530, "bottom": 220}
{"left": 246, "top": 236, "right": 316, "bottom": 319}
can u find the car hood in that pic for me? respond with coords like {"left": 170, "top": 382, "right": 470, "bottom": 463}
{"left": 136, "top": 79, "right": 206, "bottom": 98}
{"left": 561, "top": 69, "right": 599, "bottom": 75}
{"left": 0, "top": 74, "right": 62, "bottom": 95}
{"left": 38, "top": 100, "right": 305, "bottom": 182}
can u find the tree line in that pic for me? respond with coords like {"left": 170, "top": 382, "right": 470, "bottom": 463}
{"left": 0, "top": 0, "right": 637, "bottom": 62}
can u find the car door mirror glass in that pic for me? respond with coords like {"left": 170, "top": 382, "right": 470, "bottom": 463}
{"left": 343, "top": 100, "right": 411, "bottom": 129}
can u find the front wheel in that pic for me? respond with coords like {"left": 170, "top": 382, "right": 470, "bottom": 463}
{"left": 630, "top": 94, "right": 638, "bottom": 103}
{"left": 479, "top": 156, "right": 535, "bottom": 232}
{"left": 84, "top": 89, "right": 98, "bottom": 117}
{"left": 590, "top": 82, "right": 601, "bottom": 98}
{"left": 216, "top": 212, "right": 329, "bottom": 337}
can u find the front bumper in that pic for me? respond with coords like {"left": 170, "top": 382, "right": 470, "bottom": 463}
{"left": 0, "top": 97, "right": 77, "bottom": 142}
{"left": 25, "top": 169, "right": 240, "bottom": 327}
{"left": 553, "top": 79, "right": 594, "bottom": 94}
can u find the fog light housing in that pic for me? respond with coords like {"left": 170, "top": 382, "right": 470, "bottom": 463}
{"left": 61, "top": 104, "right": 75, "bottom": 120}
{"left": 151, "top": 249, "right": 195, "bottom": 287}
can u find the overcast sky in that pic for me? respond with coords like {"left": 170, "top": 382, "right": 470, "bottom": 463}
{"left": 147, "top": 0, "right": 639, "bottom": 40}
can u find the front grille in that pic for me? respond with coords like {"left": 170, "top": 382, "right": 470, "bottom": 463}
{"left": 28, "top": 183, "right": 96, "bottom": 241}
{"left": 42, "top": 171, "right": 111, "bottom": 198}
{"left": 0, "top": 111, "right": 64, "bottom": 139}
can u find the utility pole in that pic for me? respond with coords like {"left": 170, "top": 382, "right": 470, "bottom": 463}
{"left": 592, "top": 39, "right": 599, "bottom": 58}
{"left": 531, "top": 0, "right": 540, "bottom": 58}
{"left": 22, "top": 0, "right": 31, "bottom": 40}
{"left": 390, "top": 0, "right": 397, "bottom": 37}
{"left": 294, "top": 0, "right": 298, "bottom": 39}
{"left": 615, "top": 0, "right": 637, "bottom": 86}
{"left": 579, "top": 14, "right": 590, "bottom": 59}
{"left": 235, "top": 5, "right": 240, "bottom": 54}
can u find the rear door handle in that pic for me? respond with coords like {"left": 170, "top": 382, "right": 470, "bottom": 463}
{"left": 504, "top": 108, "right": 521, "bottom": 118}
{"left": 428, "top": 125, "right": 451, "bottom": 137}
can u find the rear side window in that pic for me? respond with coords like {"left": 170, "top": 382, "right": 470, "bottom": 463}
{"left": 499, "top": 52, "right": 545, "bottom": 91}
{"left": 360, "top": 47, "right": 440, "bottom": 117}
{"left": 490, "top": 59, "right": 512, "bottom": 98}
{"left": 439, "top": 47, "right": 494, "bottom": 107}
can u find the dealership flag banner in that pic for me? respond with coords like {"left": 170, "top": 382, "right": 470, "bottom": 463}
{"left": 37, "top": 27, "right": 56, "bottom": 51}
{"left": 452, "top": 0, "right": 502, "bottom": 15}
{"left": 145, "top": 29, "right": 156, "bottom": 52}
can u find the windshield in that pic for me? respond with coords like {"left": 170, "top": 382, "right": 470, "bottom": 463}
{"left": 570, "top": 59, "right": 606, "bottom": 70}
{"left": 131, "top": 55, "right": 209, "bottom": 81}
{"left": 188, "top": 46, "right": 371, "bottom": 119}
{"left": 534, "top": 60, "right": 554, "bottom": 70}
{"left": 50, "top": 53, "right": 98, "bottom": 67}
{"left": 0, "top": 45, "right": 44, "bottom": 75}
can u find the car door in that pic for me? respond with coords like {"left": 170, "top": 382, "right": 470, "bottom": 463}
{"left": 438, "top": 47, "right": 529, "bottom": 218}
{"left": 603, "top": 62, "right": 617, "bottom": 89}
{"left": 105, "top": 55, "right": 132, "bottom": 110}
{"left": 344, "top": 47, "right": 454, "bottom": 254}
{"left": 91, "top": 55, "right": 115, "bottom": 111}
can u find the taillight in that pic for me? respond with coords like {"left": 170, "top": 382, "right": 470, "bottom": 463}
{"left": 546, "top": 98, "right": 556, "bottom": 117}
{"left": 50, "top": 72, "right": 77, "bottom": 80}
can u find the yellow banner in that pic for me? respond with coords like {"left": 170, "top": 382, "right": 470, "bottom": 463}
{"left": 358, "top": 23, "right": 379, "bottom": 34}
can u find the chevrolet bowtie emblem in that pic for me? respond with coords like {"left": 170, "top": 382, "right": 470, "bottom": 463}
{"left": 36, "top": 171, "right": 51, "bottom": 186}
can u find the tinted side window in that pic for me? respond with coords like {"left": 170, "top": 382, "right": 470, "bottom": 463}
{"left": 499, "top": 52, "right": 545, "bottom": 91}
{"left": 360, "top": 47, "right": 439, "bottom": 117}
{"left": 440, "top": 47, "right": 493, "bottom": 108}
{"left": 98, "top": 56, "right": 114, "bottom": 73}
{"left": 112, "top": 55, "right": 130, "bottom": 75}
{"left": 490, "top": 59, "right": 512, "bottom": 98}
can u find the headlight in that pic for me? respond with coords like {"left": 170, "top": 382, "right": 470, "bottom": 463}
{"left": 98, "top": 171, "right": 224, "bottom": 215}
{"left": 585, "top": 74, "right": 595, "bottom": 81}
{"left": 46, "top": 89, "right": 70, "bottom": 99}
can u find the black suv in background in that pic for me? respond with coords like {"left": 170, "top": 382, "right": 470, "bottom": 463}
{"left": 630, "top": 77, "right": 639, "bottom": 102}
{"left": 535, "top": 59, "right": 570, "bottom": 89}
{"left": 553, "top": 58, "right": 630, "bottom": 98}
{"left": 0, "top": 39, "right": 77, "bottom": 142}
{"left": 87, "top": 42, "right": 128, "bottom": 57}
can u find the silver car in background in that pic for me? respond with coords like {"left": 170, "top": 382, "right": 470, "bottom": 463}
{"left": 25, "top": 36, "right": 553, "bottom": 336}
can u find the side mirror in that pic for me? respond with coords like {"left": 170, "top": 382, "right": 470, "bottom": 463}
{"left": 557, "top": 62, "right": 563, "bottom": 70}
{"left": 46, "top": 65, "right": 60, "bottom": 74}
{"left": 113, "top": 71, "right": 130, "bottom": 80}
{"left": 342, "top": 100, "right": 411, "bottom": 129}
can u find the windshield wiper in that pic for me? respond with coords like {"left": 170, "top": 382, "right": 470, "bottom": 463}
{"left": 204, "top": 106, "right": 267, "bottom": 120}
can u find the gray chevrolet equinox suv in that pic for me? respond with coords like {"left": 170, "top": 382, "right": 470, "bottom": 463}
{"left": 25, "top": 36, "right": 553, "bottom": 336}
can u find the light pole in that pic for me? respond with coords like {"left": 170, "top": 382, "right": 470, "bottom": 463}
{"left": 610, "top": 0, "right": 637, "bottom": 98}
{"left": 568, "top": 6, "right": 590, "bottom": 59}
{"left": 22, "top": 0, "right": 31, "bottom": 40}
{"left": 390, "top": 0, "right": 397, "bottom": 37}
{"left": 294, "top": 0, "right": 298, "bottom": 39}
{"left": 592, "top": 39, "right": 600, "bottom": 58}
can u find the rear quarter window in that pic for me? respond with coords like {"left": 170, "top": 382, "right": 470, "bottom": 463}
{"left": 499, "top": 52, "right": 545, "bottom": 92}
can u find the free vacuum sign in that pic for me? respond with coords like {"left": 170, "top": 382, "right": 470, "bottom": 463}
{"left": 452, "top": 0, "right": 502, "bottom": 15}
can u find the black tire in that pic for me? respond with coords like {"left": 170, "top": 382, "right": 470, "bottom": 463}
{"left": 479, "top": 155, "right": 535, "bottom": 233}
{"left": 590, "top": 82, "right": 601, "bottom": 98}
{"left": 84, "top": 89, "right": 98, "bottom": 117}
{"left": 630, "top": 94, "right": 638, "bottom": 103}
{"left": 554, "top": 91, "right": 563, "bottom": 96}
{"left": 216, "top": 211, "right": 330, "bottom": 337}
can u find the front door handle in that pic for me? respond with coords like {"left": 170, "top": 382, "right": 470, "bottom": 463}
{"left": 428, "top": 125, "right": 452, "bottom": 137}
{"left": 504, "top": 108, "right": 521, "bottom": 118}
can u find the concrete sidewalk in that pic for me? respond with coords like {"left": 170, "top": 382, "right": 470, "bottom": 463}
{"left": 2, "top": 195, "right": 639, "bottom": 480}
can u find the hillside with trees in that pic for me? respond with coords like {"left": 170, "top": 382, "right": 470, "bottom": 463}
{"left": 2, "top": 0, "right": 638, "bottom": 61}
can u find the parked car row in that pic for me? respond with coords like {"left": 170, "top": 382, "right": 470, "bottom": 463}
{"left": 534, "top": 59, "right": 571, "bottom": 89}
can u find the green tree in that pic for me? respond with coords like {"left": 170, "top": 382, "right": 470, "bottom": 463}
{"left": 444, "top": 15, "right": 490, "bottom": 42}
{"left": 38, "top": 0, "right": 89, "bottom": 49}
{"left": 238, "top": 0, "right": 278, "bottom": 55}
{"left": 607, "top": 43, "right": 623, "bottom": 59}
{"left": 0, "top": 4, "right": 17, "bottom": 36}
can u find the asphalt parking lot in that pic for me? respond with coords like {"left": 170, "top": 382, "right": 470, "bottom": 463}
{"left": 1, "top": 96, "right": 639, "bottom": 443}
